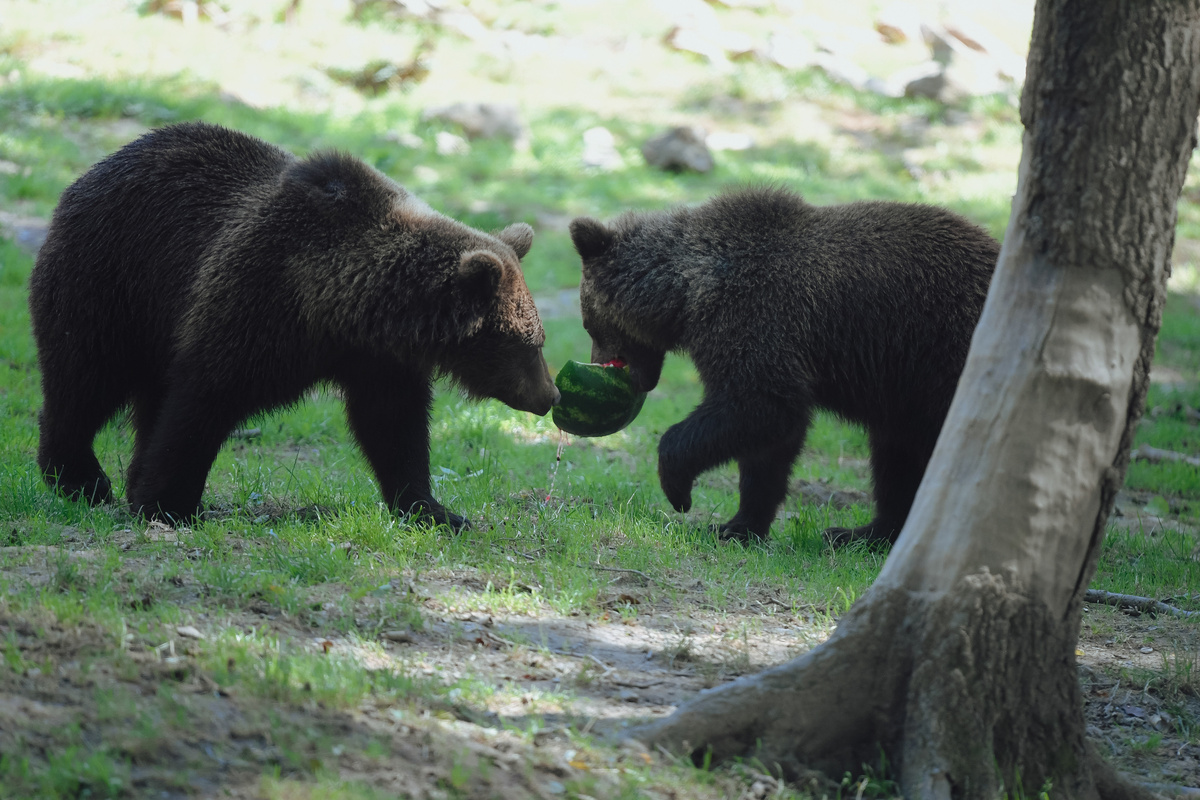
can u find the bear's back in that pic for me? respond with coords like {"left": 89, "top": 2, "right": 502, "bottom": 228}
{"left": 806, "top": 200, "right": 998, "bottom": 422}
{"left": 686, "top": 188, "right": 999, "bottom": 425}
{"left": 29, "top": 122, "right": 295, "bottom": 373}
{"left": 692, "top": 189, "right": 995, "bottom": 290}
{"left": 35, "top": 121, "right": 293, "bottom": 304}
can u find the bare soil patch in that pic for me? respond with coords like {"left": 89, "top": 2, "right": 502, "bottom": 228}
{"left": 3, "top": 539, "right": 1198, "bottom": 798}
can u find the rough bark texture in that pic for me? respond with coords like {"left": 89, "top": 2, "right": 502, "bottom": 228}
{"left": 1018, "top": 0, "right": 1200, "bottom": 625}
{"left": 633, "top": 2, "right": 1200, "bottom": 798}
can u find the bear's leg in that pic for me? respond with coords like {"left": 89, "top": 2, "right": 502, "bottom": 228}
{"left": 825, "top": 428, "right": 934, "bottom": 547}
{"left": 127, "top": 385, "right": 244, "bottom": 522}
{"left": 658, "top": 394, "right": 794, "bottom": 520}
{"left": 718, "top": 424, "right": 808, "bottom": 542}
{"left": 35, "top": 372, "right": 121, "bottom": 505}
{"left": 125, "top": 388, "right": 166, "bottom": 498}
{"left": 339, "top": 365, "right": 467, "bottom": 530}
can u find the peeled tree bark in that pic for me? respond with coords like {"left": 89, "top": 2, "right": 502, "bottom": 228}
{"left": 634, "top": 2, "right": 1200, "bottom": 797}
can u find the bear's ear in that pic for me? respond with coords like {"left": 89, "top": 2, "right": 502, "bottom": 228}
{"left": 322, "top": 179, "right": 348, "bottom": 202}
{"left": 497, "top": 223, "right": 534, "bottom": 259}
{"left": 569, "top": 217, "right": 615, "bottom": 260}
{"left": 458, "top": 250, "right": 505, "bottom": 319}
{"left": 291, "top": 152, "right": 372, "bottom": 214}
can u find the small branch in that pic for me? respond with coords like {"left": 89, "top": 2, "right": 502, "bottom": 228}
{"left": 586, "top": 564, "right": 670, "bottom": 587}
{"left": 755, "top": 598, "right": 825, "bottom": 615}
{"left": 590, "top": 565, "right": 651, "bottom": 580}
{"left": 489, "top": 541, "right": 542, "bottom": 561}
{"left": 1129, "top": 445, "right": 1200, "bottom": 467}
{"left": 586, "top": 654, "right": 615, "bottom": 677}
{"left": 612, "top": 678, "right": 665, "bottom": 689}
{"left": 1084, "top": 589, "right": 1198, "bottom": 618}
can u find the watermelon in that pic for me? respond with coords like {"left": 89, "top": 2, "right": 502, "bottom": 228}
{"left": 551, "top": 359, "right": 647, "bottom": 437}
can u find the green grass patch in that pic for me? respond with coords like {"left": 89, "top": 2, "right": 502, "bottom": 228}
{"left": 1090, "top": 527, "right": 1200, "bottom": 610}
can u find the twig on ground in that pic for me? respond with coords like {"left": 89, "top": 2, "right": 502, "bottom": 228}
{"left": 490, "top": 540, "right": 541, "bottom": 561}
{"left": 1084, "top": 589, "right": 1198, "bottom": 618}
{"left": 586, "top": 654, "right": 615, "bottom": 677}
{"left": 586, "top": 564, "right": 670, "bottom": 586}
{"left": 612, "top": 679, "right": 666, "bottom": 689}
{"left": 478, "top": 630, "right": 517, "bottom": 649}
{"left": 754, "top": 598, "right": 824, "bottom": 615}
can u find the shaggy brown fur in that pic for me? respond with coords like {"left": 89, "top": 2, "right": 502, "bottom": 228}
{"left": 30, "top": 121, "right": 558, "bottom": 526}
{"left": 570, "top": 187, "right": 999, "bottom": 544}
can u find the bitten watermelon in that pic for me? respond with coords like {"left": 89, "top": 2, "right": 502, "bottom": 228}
{"left": 551, "top": 359, "right": 647, "bottom": 437}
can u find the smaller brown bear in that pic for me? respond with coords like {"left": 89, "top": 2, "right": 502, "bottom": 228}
{"left": 30, "top": 121, "right": 559, "bottom": 526}
{"left": 570, "top": 187, "right": 999, "bottom": 545}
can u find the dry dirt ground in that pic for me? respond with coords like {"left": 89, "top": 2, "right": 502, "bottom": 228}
{"left": 2, "top": 532, "right": 1198, "bottom": 799}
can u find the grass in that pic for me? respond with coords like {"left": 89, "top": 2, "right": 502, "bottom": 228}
{"left": 0, "top": 4, "right": 1198, "bottom": 796}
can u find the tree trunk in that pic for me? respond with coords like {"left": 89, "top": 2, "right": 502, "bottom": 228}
{"left": 633, "top": 2, "right": 1200, "bottom": 797}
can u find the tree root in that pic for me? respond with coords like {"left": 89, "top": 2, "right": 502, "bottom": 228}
{"left": 634, "top": 578, "right": 1148, "bottom": 800}
{"left": 1090, "top": 747, "right": 1163, "bottom": 800}
{"left": 630, "top": 595, "right": 904, "bottom": 777}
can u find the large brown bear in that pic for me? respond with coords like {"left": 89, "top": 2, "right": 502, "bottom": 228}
{"left": 569, "top": 187, "right": 999, "bottom": 545}
{"left": 30, "top": 121, "right": 559, "bottom": 527}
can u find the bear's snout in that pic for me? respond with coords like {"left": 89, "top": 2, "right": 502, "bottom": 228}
{"left": 480, "top": 349, "right": 559, "bottom": 416}
{"left": 514, "top": 381, "right": 559, "bottom": 417}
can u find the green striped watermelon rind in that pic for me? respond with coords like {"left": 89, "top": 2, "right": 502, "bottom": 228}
{"left": 551, "top": 359, "right": 647, "bottom": 437}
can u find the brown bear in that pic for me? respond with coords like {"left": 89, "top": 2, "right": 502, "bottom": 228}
{"left": 569, "top": 186, "right": 999, "bottom": 545}
{"left": 30, "top": 121, "right": 559, "bottom": 526}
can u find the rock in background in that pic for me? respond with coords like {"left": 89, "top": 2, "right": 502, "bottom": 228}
{"left": 0, "top": 211, "right": 48, "bottom": 256}
{"left": 582, "top": 126, "right": 625, "bottom": 172}
{"left": 641, "top": 126, "right": 714, "bottom": 173}
{"left": 421, "top": 102, "right": 528, "bottom": 147}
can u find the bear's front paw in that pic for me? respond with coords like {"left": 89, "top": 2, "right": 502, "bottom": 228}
{"left": 714, "top": 520, "right": 763, "bottom": 543}
{"left": 822, "top": 521, "right": 894, "bottom": 549}
{"left": 397, "top": 496, "right": 471, "bottom": 532}
{"left": 47, "top": 471, "right": 114, "bottom": 506}
{"left": 129, "top": 494, "right": 204, "bottom": 524}
{"left": 658, "top": 463, "right": 693, "bottom": 514}
{"left": 441, "top": 510, "right": 472, "bottom": 531}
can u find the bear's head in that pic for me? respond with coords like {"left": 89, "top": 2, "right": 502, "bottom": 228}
{"left": 442, "top": 222, "right": 560, "bottom": 416}
{"left": 281, "top": 156, "right": 558, "bottom": 416}
{"left": 569, "top": 215, "right": 677, "bottom": 394}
